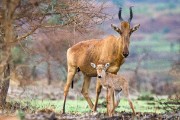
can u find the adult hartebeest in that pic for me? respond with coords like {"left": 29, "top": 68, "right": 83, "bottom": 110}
{"left": 63, "top": 7, "right": 140, "bottom": 113}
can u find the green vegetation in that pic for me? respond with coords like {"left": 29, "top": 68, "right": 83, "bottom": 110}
{"left": 132, "top": 2, "right": 180, "bottom": 16}
{"left": 8, "top": 98, "right": 179, "bottom": 114}
{"left": 112, "top": 0, "right": 125, "bottom": 7}
{"left": 11, "top": 45, "right": 28, "bottom": 64}
{"left": 122, "top": 32, "right": 180, "bottom": 71}
{"left": 131, "top": 33, "right": 179, "bottom": 52}
{"left": 134, "top": 5, "right": 154, "bottom": 16}
{"left": 137, "top": 93, "right": 155, "bottom": 101}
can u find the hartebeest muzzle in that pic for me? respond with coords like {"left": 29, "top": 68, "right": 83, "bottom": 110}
{"left": 123, "top": 52, "right": 129, "bottom": 58}
{"left": 123, "top": 45, "right": 129, "bottom": 58}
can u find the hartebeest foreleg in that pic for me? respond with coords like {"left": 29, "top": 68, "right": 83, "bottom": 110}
{"left": 63, "top": 66, "right": 76, "bottom": 114}
{"left": 93, "top": 80, "right": 102, "bottom": 112}
{"left": 81, "top": 75, "right": 94, "bottom": 110}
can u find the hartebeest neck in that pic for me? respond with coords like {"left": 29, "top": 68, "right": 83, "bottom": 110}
{"left": 116, "top": 36, "right": 124, "bottom": 59}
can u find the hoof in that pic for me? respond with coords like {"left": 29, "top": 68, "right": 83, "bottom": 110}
{"left": 93, "top": 111, "right": 98, "bottom": 115}
{"left": 92, "top": 111, "right": 101, "bottom": 117}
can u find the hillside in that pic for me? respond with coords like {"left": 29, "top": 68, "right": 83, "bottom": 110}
{"left": 100, "top": 1, "right": 180, "bottom": 94}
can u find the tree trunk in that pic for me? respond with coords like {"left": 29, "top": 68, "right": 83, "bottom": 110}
{"left": 0, "top": 46, "right": 11, "bottom": 111}
{"left": 135, "top": 53, "right": 147, "bottom": 92}
{"left": 0, "top": 62, "right": 10, "bottom": 110}
{"left": 47, "top": 62, "right": 52, "bottom": 85}
{"left": 0, "top": 0, "right": 20, "bottom": 110}
{"left": 31, "top": 65, "right": 37, "bottom": 81}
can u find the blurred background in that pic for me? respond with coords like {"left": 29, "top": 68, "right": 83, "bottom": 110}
{"left": 3, "top": 0, "right": 179, "bottom": 100}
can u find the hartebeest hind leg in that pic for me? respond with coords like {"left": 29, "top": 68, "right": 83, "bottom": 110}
{"left": 81, "top": 75, "right": 94, "bottom": 110}
{"left": 93, "top": 79, "right": 102, "bottom": 112}
{"left": 63, "top": 66, "right": 76, "bottom": 114}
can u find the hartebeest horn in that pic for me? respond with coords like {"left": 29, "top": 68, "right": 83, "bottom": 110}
{"left": 128, "top": 6, "right": 134, "bottom": 23}
{"left": 118, "top": 7, "right": 124, "bottom": 21}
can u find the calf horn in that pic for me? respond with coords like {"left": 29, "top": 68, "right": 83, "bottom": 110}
{"left": 128, "top": 6, "right": 134, "bottom": 23}
{"left": 118, "top": 7, "right": 124, "bottom": 21}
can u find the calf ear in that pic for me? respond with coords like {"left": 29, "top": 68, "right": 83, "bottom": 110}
{"left": 90, "top": 63, "right": 96, "bottom": 69}
{"left": 131, "top": 24, "right": 140, "bottom": 34}
{"left": 105, "top": 63, "right": 110, "bottom": 69}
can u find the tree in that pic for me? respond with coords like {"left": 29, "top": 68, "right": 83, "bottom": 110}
{"left": 0, "top": 0, "right": 108, "bottom": 110}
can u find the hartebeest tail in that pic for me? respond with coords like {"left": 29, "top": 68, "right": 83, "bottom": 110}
{"left": 63, "top": 7, "right": 140, "bottom": 114}
{"left": 91, "top": 63, "right": 136, "bottom": 117}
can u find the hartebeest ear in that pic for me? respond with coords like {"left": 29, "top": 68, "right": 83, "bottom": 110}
{"left": 131, "top": 24, "right": 140, "bottom": 34}
{"left": 111, "top": 24, "right": 122, "bottom": 34}
{"left": 90, "top": 63, "right": 96, "bottom": 69}
{"left": 105, "top": 63, "right": 110, "bottom": 69}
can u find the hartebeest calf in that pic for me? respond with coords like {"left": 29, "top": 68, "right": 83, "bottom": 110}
{"left": 91, "top": 63, "right": 136, "bottom": 116}
{"left": 63, "top": 7, "right": 140, "bottom": 113}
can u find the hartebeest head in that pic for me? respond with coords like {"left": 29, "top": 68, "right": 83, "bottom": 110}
{"left": 111, "top": 7, "right": 140, "bottom": 58}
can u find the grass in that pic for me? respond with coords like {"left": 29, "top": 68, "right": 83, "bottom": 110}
{"left": 134, "top": 2, "right": 180, "bottom": 16}
{"left": 122, "top": 59, "right": 173, "bottom": 72}
{"left": 123, "top": 32, "right": 180, "bottom": 72}
{"left": 8, "top": 98, "right": 180, "bottom": 114}
{"left": 131, "top": 40, "right": 179, "bottom": 53}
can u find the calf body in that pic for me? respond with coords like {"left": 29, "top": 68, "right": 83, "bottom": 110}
{"left": 91, "top": 63, "right": 136, "bottom": 116}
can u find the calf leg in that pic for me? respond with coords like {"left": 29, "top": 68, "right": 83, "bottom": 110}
{"left": 81, "top": 75, "right": 94, "bottom": 110}
{"left": 113, "top": 91, "right": 121, "bottom": 112}
{"left": 107, "top": 88, "right": 114, "bottom": 117}
{"left": 93, "top": 79, "right": 102, "bottom": 112}
{"left": 106, "top": 88, "right": 109, "bottom": 114}
{"left": 111, "top": 90, "right": 115, "bottom": 116}
{"left": 123, "top": 84, "right": 136, "bottom": 115}
{"left": 63, "top": 66, "right": 76, "bottom": 114}
{"left": 107, "top": 89, "right": 111, "bottom": 116}
{"left": 128, "top": 98, "right": 136, "bottom": 115}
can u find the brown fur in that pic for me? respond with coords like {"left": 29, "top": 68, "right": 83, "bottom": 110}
{"left": 0, "top": 115, "right": 20, "bottom": 120}
{"left": 63, "top": 21, "right": 140, "bottom": 113}
{"left": 92, "top": 63, "right": 136, "bottom": 116}
{"left": 67, "top": 36, "right": 124, "bottom": 76}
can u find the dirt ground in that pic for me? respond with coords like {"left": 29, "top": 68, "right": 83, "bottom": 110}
{"left": 0, "top": 111, "right": 180, "bottom": 120}
{"left": 23, "top": 111, "right": 180, "bottom": 120}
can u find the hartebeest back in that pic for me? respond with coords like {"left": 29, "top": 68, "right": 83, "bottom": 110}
{"left": 91, "top": 63, "right": 136, "bottom": 116}
{"left": 63, "top": 7, "right": 140, "bottom": 113}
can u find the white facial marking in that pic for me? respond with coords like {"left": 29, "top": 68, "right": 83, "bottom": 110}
{"left": 90, "top": 63, "right": 96, "bottom": 69}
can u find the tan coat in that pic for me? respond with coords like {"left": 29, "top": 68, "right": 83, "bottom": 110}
{"left": 63, "top": 21, "right": 140, "bottom": 113}
{"left": 67, "top": 35, "right": 125, "bottom": 76}
{"left": 91, "top": 63, "right": 135, "bottom": 116}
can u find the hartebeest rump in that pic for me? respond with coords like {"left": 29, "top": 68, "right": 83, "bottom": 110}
{"left": 91, "top": 63, "right": 136, "bottom": 116}
{"left": 63, "top": 7, "right": 140, "bottom": 113}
